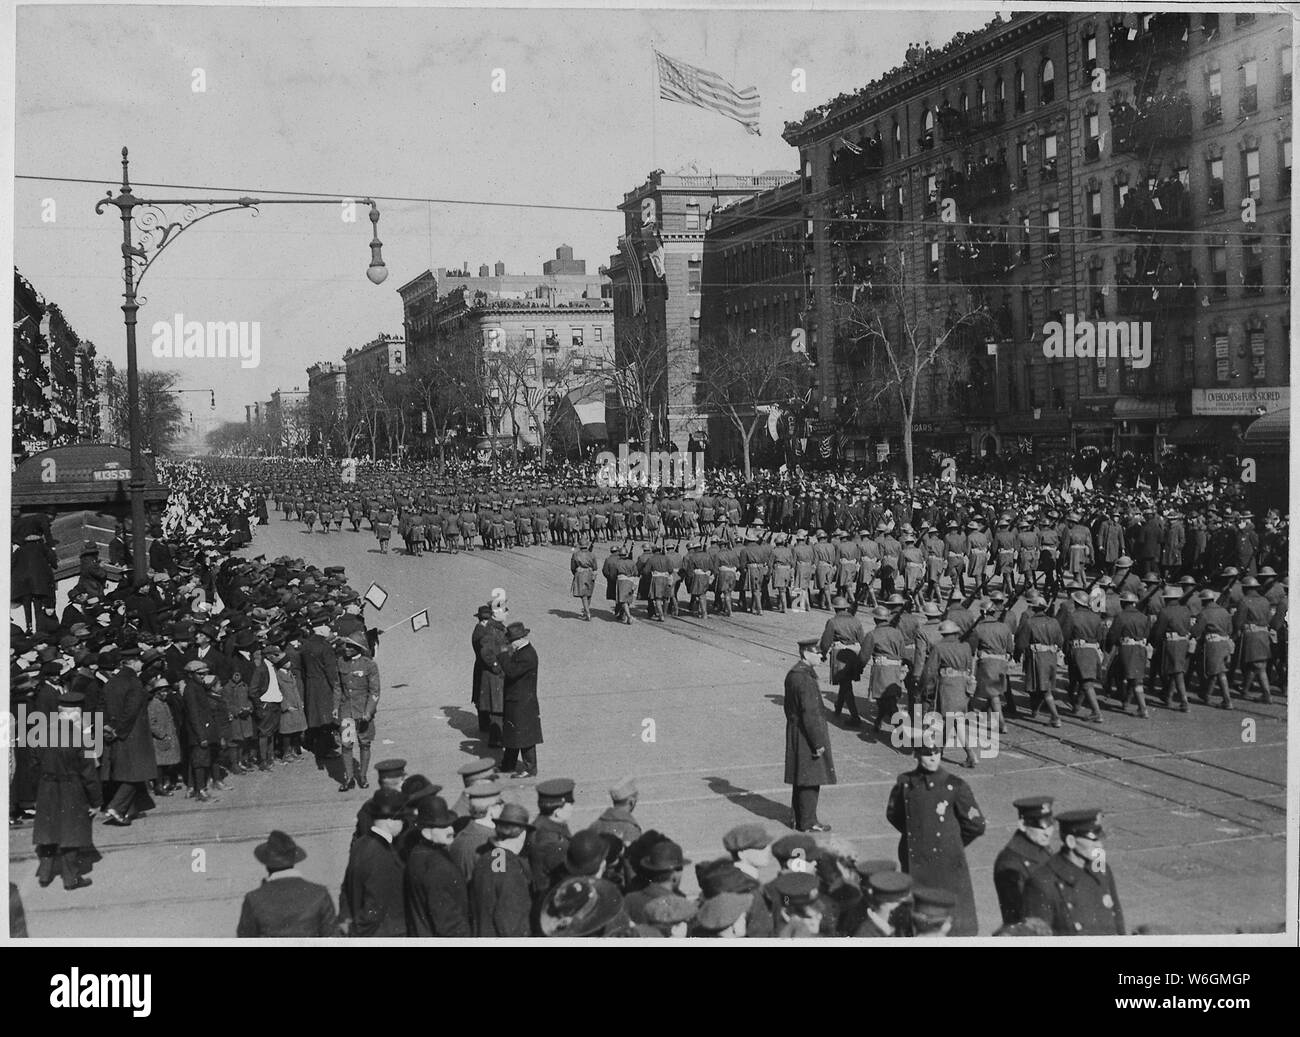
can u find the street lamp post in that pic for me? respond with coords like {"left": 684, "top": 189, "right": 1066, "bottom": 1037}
{"left": 97, "top": 147, "right": 387, "bottom": 586}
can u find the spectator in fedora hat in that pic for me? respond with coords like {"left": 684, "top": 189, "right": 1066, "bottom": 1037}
{"left": 470, "top": 802, "right": 534, "bottom": 937}
{"left": 339, "top": 788, "right": 408, "bottom": 937}
{"left": 403, "top": 796, "right": 470, "bottom": 937}
{"left": 496, "top": 621, "right": 541, "bottom": 778}
{"left": 622, "top": 838, "right": 689, "bottom": 924}
{"left": 237, "top": 831, "right": 336, "bottom": 937}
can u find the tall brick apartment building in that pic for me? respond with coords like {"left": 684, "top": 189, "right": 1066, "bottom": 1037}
{"left": 778, "top": 10, "right": 1290, "bottom": 466}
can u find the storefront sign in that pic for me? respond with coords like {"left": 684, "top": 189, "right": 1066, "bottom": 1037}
{"left": 1191, "top": 387, "right": 1289, "bottom": 416}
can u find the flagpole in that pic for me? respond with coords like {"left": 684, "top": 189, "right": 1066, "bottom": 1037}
{"left": 650, "top": 41, "right": 658, "bottom": 170}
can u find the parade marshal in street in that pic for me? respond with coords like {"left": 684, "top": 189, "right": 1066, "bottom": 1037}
{"left": 886, "top": 731, "right": 986, "bottom": 935}
{"left": 783, "top": 637, "right": 835, "bottom": 833}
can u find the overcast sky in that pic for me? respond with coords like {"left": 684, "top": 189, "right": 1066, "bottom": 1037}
{"left": 15, "top": 3, "right": 989, "bottom": 425}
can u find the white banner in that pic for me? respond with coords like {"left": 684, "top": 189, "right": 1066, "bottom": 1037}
{"left": 1190, "top": 387, "right": 1289, "bottom": 415}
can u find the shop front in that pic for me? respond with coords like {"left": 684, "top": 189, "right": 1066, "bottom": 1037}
{"left": 1113, "top": 396, "right": 1180, "bottom": 459}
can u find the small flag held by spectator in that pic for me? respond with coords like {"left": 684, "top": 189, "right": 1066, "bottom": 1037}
{"left": 364, "top": 583, "right": 388, "bottom": 610}
{"left": 411, "top": 610, "right": 430, "bottom": 633}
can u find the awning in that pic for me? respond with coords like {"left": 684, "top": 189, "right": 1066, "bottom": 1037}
{"left": 1165, "top": 418, "right": 1225, "bottom": 444}
{"left": 1113, "top": 396, "right": 1178, "bottom": 421}
{"left": 1243, "top": 407, "right": 1289, "bottom": 445}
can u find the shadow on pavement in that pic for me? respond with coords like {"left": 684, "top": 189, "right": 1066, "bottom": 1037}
{"left": 440, "top": 705, "right": 497, "bottom": 758}
{"left": 703, "top": 776, "right": 790, "bottom": 825}
{"left": 546, "top": 608, "right": 621, "bottom": 625}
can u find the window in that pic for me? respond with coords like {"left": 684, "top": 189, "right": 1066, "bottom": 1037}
{"left": 960, "top": 91, "right": 969, "bottom": 113}
{"left": 996, "top": 76, "right": 1005, "bottom": 109}
{"left": 928, "top": 239, "right": 941, "bottom": 279}
{"left": 1085, "top": 113, "right": 1100, "bottom": 159}
{"left": 1202, "top": 13, "right": 1219, "bottom": 38}
{"left": 685, "top": 204, "right": 701, "bottom": 231}
{"left": 688, "top": 258, "right": 702, "bottom": 292}
{"left": 1087, "top": 188, "right": 1103, "bottom": 237}
{"left": 920, "top": 107, "right": 935, "bottom": 148}
{"left": 1207, "top": 157, "right": 1224, "bottom": 210}
{"left": 1019, "top": 213, "right": 1032, "bottom": 263}
{"left": 895, "top": 183, "right": 904, "bottom": 207}
{"left": 1209, "top": 246, "right": 1227, "bottom": 297}
{"left": 1017, "top": 140, "right": 1030, "bottom": 187}
{"left": 1021, "top": 287, "right": 1033, "bottom": 334}
{"left": 1015, "top": 70, "right": 1026, "bottom": 112}
{"left": 1042, "top": 133, "right": 1058, "bottom": 179}
{"left": 1206, "top": 70, "right": 1223, "bottom": 123}
{"left": 1083, "top": 32, "right": 1097, "bottom": 71}
{"left": 1243, "top": 237, "right": 1264, "bottom": 294}
{"left": 977, "top": 82, "right": 987, "bottom": 111}
{"left": 571, "top": 355, "right": 585, "bottom": 373}
{"left": 1283, "top": 46, "right": 1293, "bottom": 101}
{"left": 524, "top": 328, "right": 536, "bottom": 345}
{"left": 1283, "top": 139, "right": 1292, "bottom": 196}
{"left": 1045, "top": 206, "right": 1060, "bottom": 245}
{"left": 925, "top": 173, "right": 938, "bottom": 215}
{"left": 893, "top": 119, "right": 902, "bottom": 158}
{"left": 1040, "top": 59, "right": 1055, "bottom": 104}
{"left": 393, "top": 351, "right": 402, "bottom": 366}
{"left": 1088, "top": 265, "right": 1104, "bottom": 315}
{"left": 571, "top": 327, "right": 584, "bottom": 347}
{"left": 544, "top": 327, "right": 558, "bottom": 348}
{"left": 1214, "top": 333, "right": 1230, "bottom": 383}
{"left": 1243, "top": 148, "right": 1261, "bottom": 200}
{"left": 594, "top": 326, "right": 603, "bottom": 343}
{"left": 1241, "top": 60, "right": 1258, "bottom": 114}
{"left": 1248, "top": 328, "right": 1266, "bottom": 381}
{"left": 525, "top": 358, "right": 538, "bottom": 377}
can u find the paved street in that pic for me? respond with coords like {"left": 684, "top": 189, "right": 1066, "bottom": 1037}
{"left": 11, "top": 516, "right": 1288, "bottom": 937}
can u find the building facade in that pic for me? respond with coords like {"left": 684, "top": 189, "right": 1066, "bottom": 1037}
{"left": 13, "top": 269, "right": 101, "bottom": 462}
{"left": 306, "top": 360, "right": 348, "bottom": 455}
{"left": 781, "top": 10, "right": 1291, "bottom": 466}
{"left": 606, "top": 171, "right": 799, "bottom": 450}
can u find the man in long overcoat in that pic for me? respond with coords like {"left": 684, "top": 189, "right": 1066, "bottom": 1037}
{"left": 478, "top": 607, "right": 510, "bottom": 748}
{"left": 298, "top": 622, "right": 341, "bottom": 751}
{"left": 784, "top": 638, "right": 836, "bottom": 832}
{"left": 102, "top": 647, "right": 157, "bottom": 825}
{"left": 497, "top": 622, "right": 541, "bottom": 777}
{"left": 470, "top": 605, "right": 494, "bottom": 732}
{"left": 33, "top": 692, "right": 101, "bottom": 890}
{"left": 886, "top": 736, "right": 986, "bottom": 936}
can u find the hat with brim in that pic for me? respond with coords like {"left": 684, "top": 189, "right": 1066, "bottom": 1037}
{"left": 254, "top": 830, "right": 307, "bottom": 870}
{"left": 639, "top": 839, "right": 689, "bottom": 872}
{"left": 539, "top": 876, "right": 625, "bottom": 937}
{"left": 493, "top": 802, "right": 534, "bottom": 831}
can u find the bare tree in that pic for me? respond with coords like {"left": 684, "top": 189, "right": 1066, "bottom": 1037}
{"left": 832, "top": 246, "right": 991, "bottom": 486}
{"left": 697, "top": 326, "right": 803, "bottom": 482}
{"left": 307, "top": 387, "right": 347, "bottom": 458}
{"left": 605, "top": 316, "right": 690, "bottom": 451}
{"left": 408, "top": 324, "right": 483, "bottom": 471}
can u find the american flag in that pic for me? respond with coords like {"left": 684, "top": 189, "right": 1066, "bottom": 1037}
{"left": 819, "top": 436, "right": 833, "bottom": 459}
{"left": 655, "top": 49, "right": 761, "bottom": 136}
{"left": 525, "top": 385, "right": 544, "bottom": 411}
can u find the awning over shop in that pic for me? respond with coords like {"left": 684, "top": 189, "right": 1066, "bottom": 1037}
{"left": 1113, "top": 397, "right": 1178, "bottom": 421}
{"left": 1165, "top": 418, "right": 1224, "bottom": 444}
{"left": 1243, "top": 407, "right": 1289, "bottom": 446}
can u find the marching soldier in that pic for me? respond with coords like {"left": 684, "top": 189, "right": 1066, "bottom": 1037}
{"left": 1234, "top": 575, "right": 1274, "bottom": 704}
{"left": 791, "top": 531, "right": 816, "bottom": 612}
{"left": 886, "top": 731, "right": 986, "bottom": 936}
{"left": 683, "top": 539, "right": 715, "bottom": 619}
{"left": 918, "top": 620, "right": 977, "bottom": 769}
{"left": 1192, "top": 589, "right": 1235, "bottom": 708}
{"left": 1150, "top": 585, "right": 1193, "bottom": 711}
{"left": 819, "top": 596, "right": 866, "bottom": 726}
{"left": 812, "top": 531, "right": 837, "bottom": 611}
{"left": 570, "top": 538, "right": 598, "bottom": 622}
{"left": 1106, "top": 590, "right": 1153, "bottom": 717}
{"left": 1064, "top": 511, "right": 1093, "bottom": 584}
{"left": 712, "top": 538, "right": 740, "bottom": 617}
{"left": 968, "top": 594, "right": 1016, "bottom": 728}
{"left": 1061, "top": 590, "right": 1106, "bottom": 723}
{"left": 1014, "top": 592, "right": 1063, "bottom": 727}
{"left": 1021, "top": 809, "right": 1125, "bottom": 936}
{"left": 992, "top": 796, "right": 1055, "bottom": 927}
{"left": 993, "top": 517, "right": 1018, "bottom": 591}
{"left": 769, "top": 533, "right": 795, "bottom": 613}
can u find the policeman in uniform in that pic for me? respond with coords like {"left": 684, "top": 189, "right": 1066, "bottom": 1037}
{"left": 784, "top": 638, "right": 835, "bottom": 832}
{"left": 1021, "top": 808, "right": 1125, "bottom": 936}
{"left": 885, "top": 731, "right": 986, "bottom": 936}
{"left": 527, "top": 778, "right": 575, "bottom": 896}
{"left": 992, "top": 795, "right": 1055, "bottom": 926}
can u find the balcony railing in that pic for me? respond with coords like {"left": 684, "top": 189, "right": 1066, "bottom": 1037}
{"left": 945, "top": 231, "right": 1014, "bottom": 284}
{"left": 829, "top": 203, "right": 891, "bottom": 245}
{"left": 1116, "top": 180, "right": 1193, "bottom": 233}
{"left": 1108, "top": 13, "right": 1190, "bottom": 78}
{"left": 1117, "top": 264, "right": 1199, "bottom": 315}
{"left": 1110, "top": 94, "right": 1192, "bottom": 154}
{"left": 941, "top": 161, "right": 1011, "bottom": 210}
{"left": 828, "top": 138, "right": 885, "bottom": 188}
